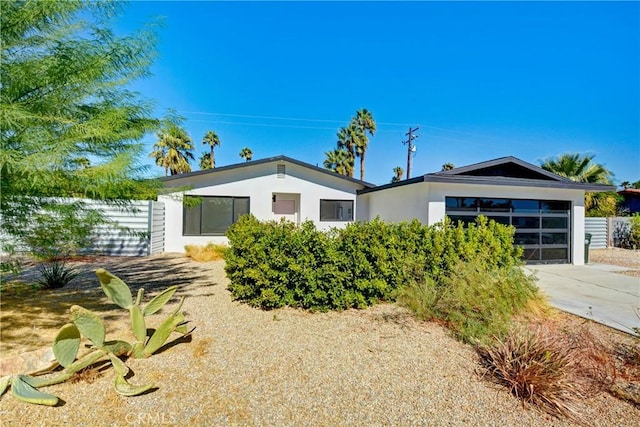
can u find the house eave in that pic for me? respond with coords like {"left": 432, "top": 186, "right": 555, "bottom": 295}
{"left": 159, "top": 155, "right": 376, "bottom": 188}
{"left": 422, "top": 174, "right": 616, "bottom": 191}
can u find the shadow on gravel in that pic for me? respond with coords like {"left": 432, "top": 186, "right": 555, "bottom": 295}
{"left": 0, "top": 254, "right": 221, "bottom": 356}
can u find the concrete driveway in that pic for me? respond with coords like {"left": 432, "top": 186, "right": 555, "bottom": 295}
{"left": 525, "top": 264, "right": 640, "bottom": 336}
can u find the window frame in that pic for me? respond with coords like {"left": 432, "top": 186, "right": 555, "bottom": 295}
{"left": 182, "top": 195, "right": 250, "bottom": 236}
{"left": 319, "top": 199, "right": 354, "bottom": 222}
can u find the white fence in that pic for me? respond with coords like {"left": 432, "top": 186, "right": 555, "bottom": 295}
{"left": 1, "top": 199, "right": 165, "bottom": 257}
{"left": 585, "top": 218, "right": 608, "bottom": 248}
{"left": 87, "top": 200, "right": 165, "bottom": 256}
{"left": 584, "top": 217, "right": 633, "bottom": 249}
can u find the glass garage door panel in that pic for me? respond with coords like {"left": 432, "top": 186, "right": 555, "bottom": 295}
{"left": 445, "top": 197, "right": 570, "bottom": 264}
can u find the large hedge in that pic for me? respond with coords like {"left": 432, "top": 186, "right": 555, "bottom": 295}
{"left": 224, "top": 215, "right": 530, "bottom": 313}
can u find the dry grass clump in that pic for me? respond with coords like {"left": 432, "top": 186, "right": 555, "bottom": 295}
{"left": 478, "top": 321, "right": 640, "bottom": 420}
{"left": 477, "top": 325, "right": 586, "bottom": 422}
{"left": 184, "top": 243, "right": 228, "bottom": 262}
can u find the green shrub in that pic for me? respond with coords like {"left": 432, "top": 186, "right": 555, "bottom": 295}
{"left": 398, "top": 258, "right": 538, "bottom": 343}
{"left": 224, "top": 214, "right": 533, "bottom": 320}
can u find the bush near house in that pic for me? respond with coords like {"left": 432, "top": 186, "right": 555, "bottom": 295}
{"left": 224, "top": 215, "right": 538, "bottom": 343}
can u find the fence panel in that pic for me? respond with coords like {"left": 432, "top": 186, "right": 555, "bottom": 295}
{"left": 86, "top": 200, "right": 152, "bottom": 256}
{"left": 150, "top": 201, "right": 165, "bottom": 255}
{"left": 609, "top": 217, "right": 632, "bottom": 248}
{"left": 585, "top": 217, "right": 608, "bottom": 249}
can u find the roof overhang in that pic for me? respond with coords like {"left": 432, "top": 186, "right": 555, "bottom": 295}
{"left": 159, "top": 155, "right": 376, "bottom": 188}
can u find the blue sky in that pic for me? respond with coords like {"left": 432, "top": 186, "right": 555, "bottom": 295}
{"left": 117, "top": 1, "right": 639, "bottom": 185}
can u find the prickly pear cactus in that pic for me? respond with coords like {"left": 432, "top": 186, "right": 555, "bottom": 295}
{"left": 0, "top": 269, "right": 193, "bottom": 406}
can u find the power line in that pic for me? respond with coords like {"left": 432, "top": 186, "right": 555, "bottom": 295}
{"left": 189, "top": 119, "right": 410, "bottom": 132}
{"left": 179, "top": 109, "right": 519, "bottom": 145}
{"left": 180, "top": 110, "right": 412, "bottom": 127}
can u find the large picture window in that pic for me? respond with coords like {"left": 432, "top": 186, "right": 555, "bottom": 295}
{"left": 320, "top": 199, "right": 353, "bottom": 221}
{"left": 183, "top": 196, "right": 250, "bottom": 235}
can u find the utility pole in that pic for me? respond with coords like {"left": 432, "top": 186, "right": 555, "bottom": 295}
{"left": 402, "top": 126, "right": 419, "bottom": 179}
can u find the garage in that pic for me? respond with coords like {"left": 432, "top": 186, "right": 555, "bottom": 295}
{"left": 445, "top": 197, "right": 570, "bottom": 264}
{"left": 357, "top": 156, "right": 614, "bottom": 266}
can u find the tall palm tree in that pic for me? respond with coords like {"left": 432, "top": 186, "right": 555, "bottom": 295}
{"left": 324, "top": 148, "right": 352, "bottom": 176}
{"left": 391, "top": 166, "right": 404, "bottom": 183}
{"left": 540, "top": 153, "right": 613, "bottom": 184}
{"left": 353, "top": 109, "right": 376, "bottom": 181}
{"left": 201, "top": 130, "right": 220, "bottom": 169}
{"left": 239, "top": 147, "right": 253, "bottom": 162}
{"left": 441, "top": 162, "right": 455, "bottom": 171}
{"left": 336, "top": 125, "right": 362, "bottom": 178}
{"left": 199, "top": 152, "right": 213, "bottom": 170}
{"left": 150, "top": 123, "right": 194, "bottom": 176}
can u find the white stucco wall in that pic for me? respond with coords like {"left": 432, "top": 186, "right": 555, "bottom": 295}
{"left": 360, "top": 182, "right": 430, "bottom": 223}
{"left": 364, "top": 181, "right": 586, "bottom": 265}
{"left": 159, "top": 160, "right": 365, "bottom": 252}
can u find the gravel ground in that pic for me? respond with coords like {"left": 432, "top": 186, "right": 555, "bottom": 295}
{"left": 1, "top": 254, "right": 638, "bottom": 426}
{"left": 590, "top": 248, "right": 640, "bottom": 277}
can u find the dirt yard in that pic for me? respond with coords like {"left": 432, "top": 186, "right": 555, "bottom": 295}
{"left": 590, "top": 247, "right": 640, "bottom": 277}
{"left": 0, "top": 253, "right": 638, "bottom": 426}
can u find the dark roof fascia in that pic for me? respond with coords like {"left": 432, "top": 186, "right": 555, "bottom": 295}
{"left": 422, "top": 174, "right": 616, "bottom": 191}
{"left": 435, "top": 156, "right": 573, "bottom": 183}
{"left": 160, "top": 155, "right": 376, "bottom": 188}
{"left": 357, "top": 176, "right": 425, "bottom": 194}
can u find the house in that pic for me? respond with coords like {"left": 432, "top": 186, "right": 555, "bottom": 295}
{"left": 357, "top": 156, "right": 614, "bottom": 265}
{"left": 618, "top": 188, "right": 640, "bottom": 214}
{"left": 158, "top": 156, "right": 374, "bottom": 252}
{"left": 160, "top": 155, "right": 614, "bottom": 265}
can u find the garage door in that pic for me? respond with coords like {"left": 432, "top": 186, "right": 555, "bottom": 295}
{"left": 445, "top": 197, "right": 571, "bottom": 264}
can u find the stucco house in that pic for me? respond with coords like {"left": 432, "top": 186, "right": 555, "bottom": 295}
{"left": 159, "top": 156, "right": 374, "bottom": 252}
{"left": 160, "top": 155, "right": 613, "bottom": 265}
{"left": 357, "top": 156, "right": 614, "bottom": 265}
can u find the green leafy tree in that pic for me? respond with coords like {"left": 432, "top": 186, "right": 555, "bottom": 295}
{"left": 324, "top": 148, "right": 352, "bottom": 176}
{"left": 0, "top": 1, "right": 160, "bottom": 261}
{"left": 201, "top": 130, "right": 220, "bottom": 168}
{"left": 391, "top": 166, "right": 404, "bottom": 183}
{"left": 199, "top": 152, "right": 213, "bottom": 170}
{"left": 353, "top": 109, "right": 376, "bottom": 181}
{"left": 239, "top": 147, "right": 253, "bottom": 162}
{"left": 441, "top": 163, "right": 455, "bottom": 171}
{"left": 150, "top": 114, "right": 194, "bottom": 176}
{"left": 540, "top": 153, "right": 616, "bottom": 217}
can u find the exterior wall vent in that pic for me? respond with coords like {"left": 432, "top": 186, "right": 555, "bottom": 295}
{"left": 277, "top": 164, "right": 286, "bottom": 178}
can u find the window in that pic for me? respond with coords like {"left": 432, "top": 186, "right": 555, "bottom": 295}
{"left": 320, "top": 199, "right": 353, "bottom": 221}
{"left": 183, "top": 196, "right": 249, "bottom": 235}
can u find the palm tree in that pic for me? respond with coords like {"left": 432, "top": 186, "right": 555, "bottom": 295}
{"left": 199, "top": 152, "right": 213, "bottom": 170}
{"left": 391, "top": 166, "right": 404, "bottom": 183}
{"left": 353, "top": 109, "right": 376, "bottom": 181}
{"left": 620, "top": 181, "right": 631, "bottom": 190}
{"left": 150, "top": 122, "right": 194, "bottom": 176}
{"left": 541, "top": 153, "right": 615, "bottom": 217}
{"left": 441, "top": 162, "right": 455, "bottom": 171}
{"left": 239, "top": 147, "right": 253, "bottom": 162}
{"left": 336, "top": 125, "right": 362, "bottom": 178}
{"left": 540, "top": 153, "right": 613, "bottom": 184}
{"left": 202, "top": 130, "right": 220, "bottom": 169}
{"left": 324, "top": 148, "right": 352, "bottom": 176}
